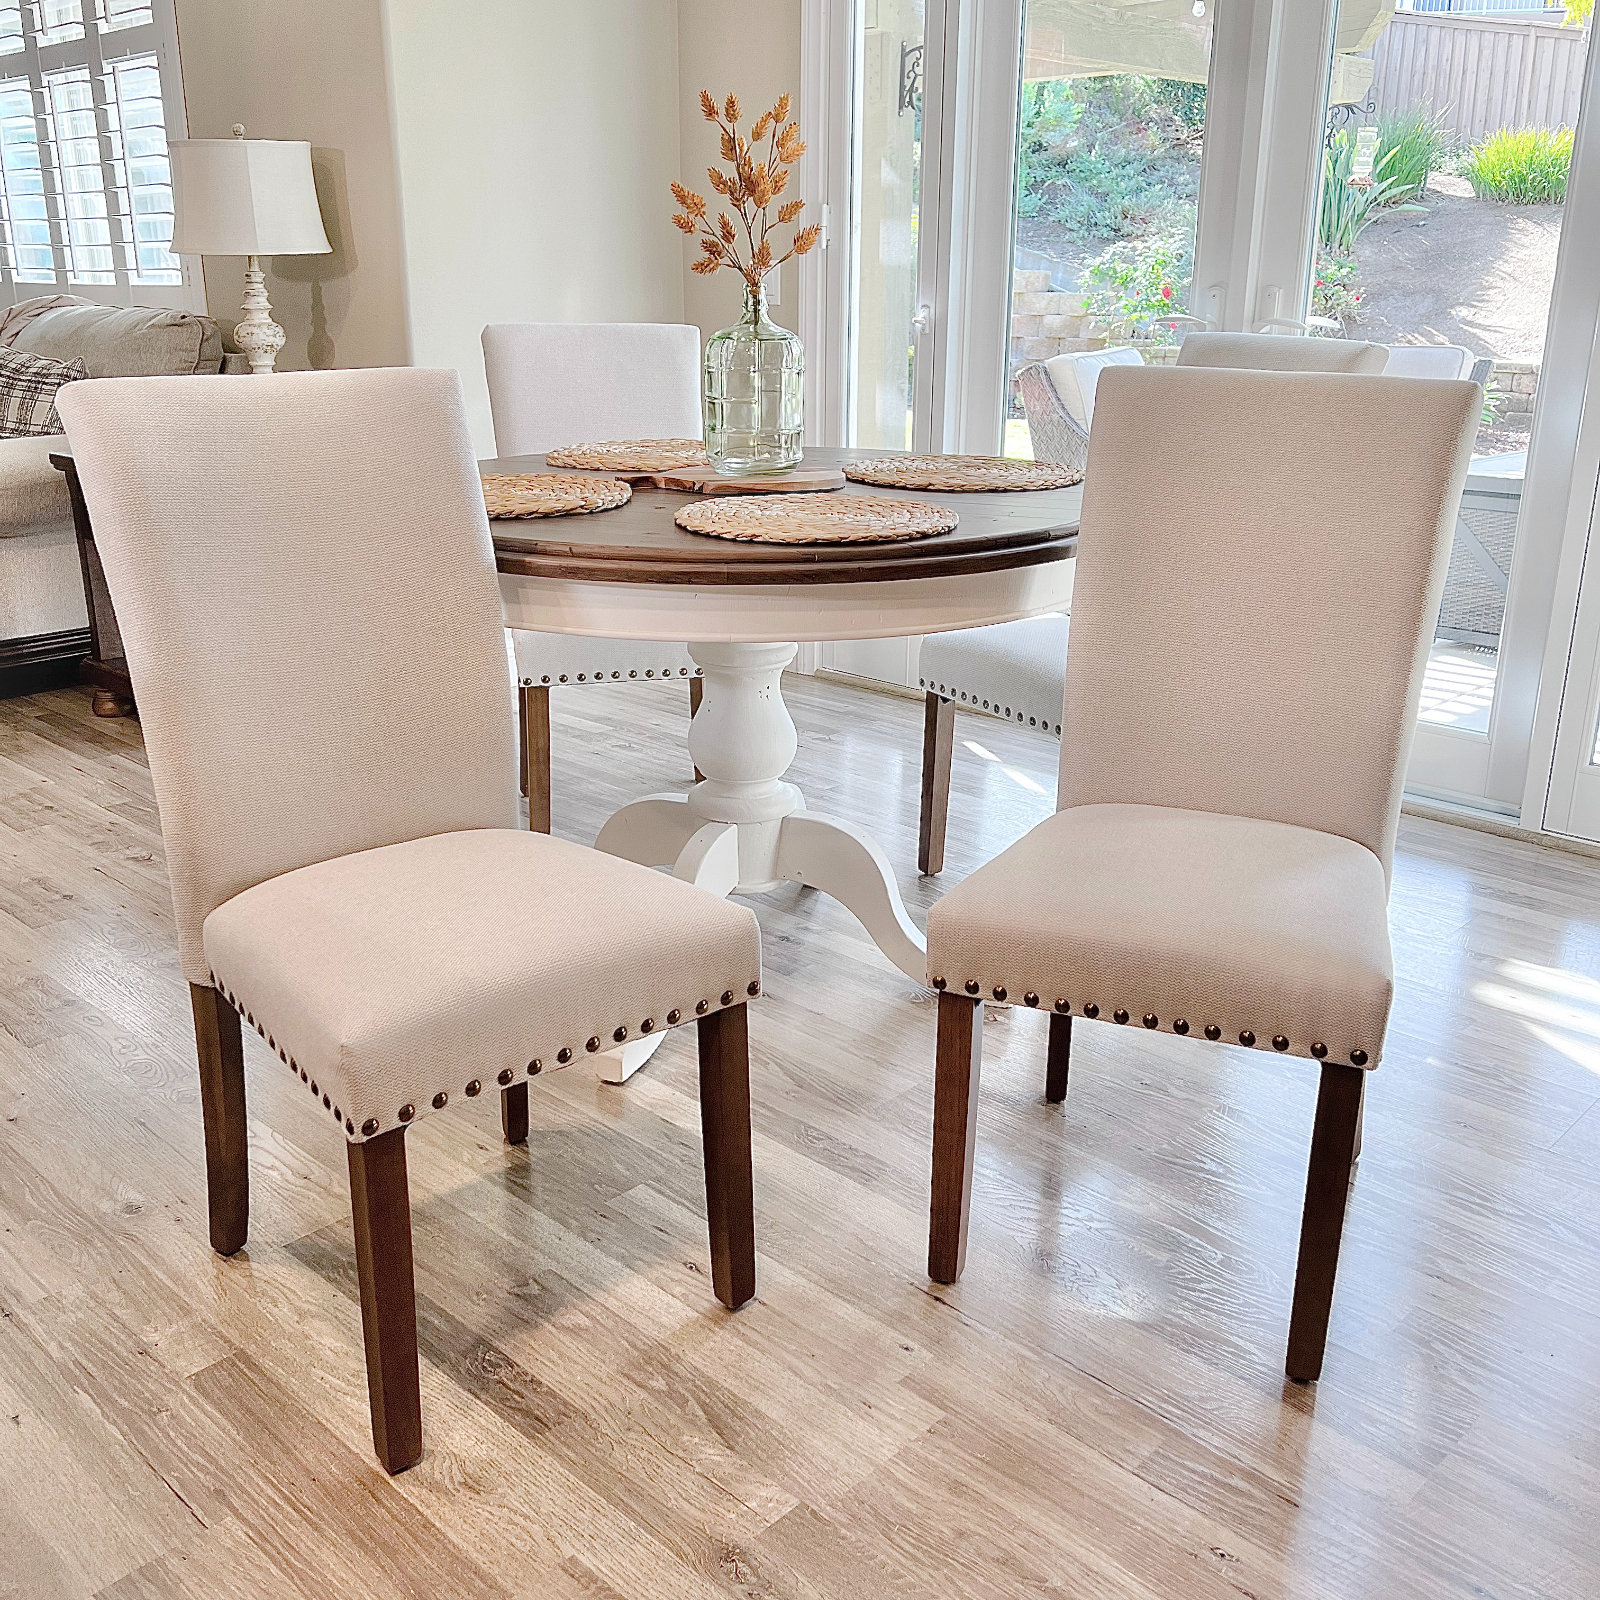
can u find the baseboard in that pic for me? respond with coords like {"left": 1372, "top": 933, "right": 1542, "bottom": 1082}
{"left": 0, "top": 627, "right": 90, "bottom": 700}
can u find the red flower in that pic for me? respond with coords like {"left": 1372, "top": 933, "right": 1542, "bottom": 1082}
{"left": 1160, "top": 284, "right": 1173, "bottom": 300}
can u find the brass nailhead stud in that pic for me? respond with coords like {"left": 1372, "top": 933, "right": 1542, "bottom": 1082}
{"left": 1024, "top": 992, "right": 1039, "bottom": 1007}
{"left": 1239, "top": 1030, "right": 1256, "bottom": 1047}
{"left": 641, "top": 1017, "right": 655, "bottom": 1033}
{"left": 345, "top": 1120, "right": 355, "bottom": 1136}
{"left": 362, "top": 1118, "right": 379, "bottom": 1137}
{"left": 628, "top": 669, "right": 637, "bottom": 678}
{"left": 432, "top": 1092, "right": 448, "bottom": 1109}
{"left": 310, "top": 1081, "right": 319, "bottom": 1096}
{"left": 1083, "top": 1003, "right": 1099, "bottom": 1018}
{"left": 557, "top": 1047, "right": 572, "bottom": 1063}
{"left": 1204, "top": 1024, "right": 1221, "bottom": 1040}
{"left": 964, "top": 980, "right": 981, "bottom": 995}
{"left": 528, "top": 1059, "right": 542, "bottom": 1075}
{"left": 1350, "top": 1049, "right": 1369, "bottom": 1067}
{"left": 993, "top": 986, "right": 1007, "bottom": 1002}
{"left": 614, "top": 1026, "right": 628, "bottom": 1042}
{"left": 322, "top": 1094, "right": 331, "bottom": 1108}
{"left": 497, "top": 1068, "right": 514, "bottom": 1085}
{"left": 1112, "top": 1009, "right": 1129, "bottom": 1025}
{"left": 398, "top": 1103, "right": 415, "bottom": 1123}
{"left": 586, "top": 1037, "right": 601, "bottom": 1052}
{"left": 696, "top": 999, "right": 709, "bottom": 1014}
{"left": 932, "top": 977, "right": 946, "bottom": 990}
{"left": 747, "top": 980, "right": 760, "bottom": 997}
{"left": 1173, "top": 1019, "right": 1189, "bottom": 1035}
{"left": 1054, "top": 998, "right": 1070, "bottom": 1014}
{"left": 1272, "top": 1035, "right": 1290, "bottom": 1052}
{"left": 465, "top": 1079, "right": 482, "bottom": 1096}
{"left": 666, "top": 1009, "right": 681, "bottom": 1025}
{"left": 720, "top": 990, "right": 735, "bottom": 1006}
{"left": 1142, "top": 1014, "right": 1159, "bottom": 1029}
{"left": 1310, "top": 1042, "right": 1328, "bottom": 1059}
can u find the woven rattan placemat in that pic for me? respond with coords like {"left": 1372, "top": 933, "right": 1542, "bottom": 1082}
{"left": 481, "top": 473, "right": 632, "bottom": 519}
{"left": 544, "top": 439, "right": 710, "bottom": 472}
{"left": 843, "top": 454, "right": 1082, "bottom": 492}
{"left": 675, "top": 492, "right": 957, "bottom": 544}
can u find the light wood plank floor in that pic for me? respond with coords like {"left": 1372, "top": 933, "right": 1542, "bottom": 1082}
{"left": 3, "top": 675, "right": 1600, "bottom": 1600}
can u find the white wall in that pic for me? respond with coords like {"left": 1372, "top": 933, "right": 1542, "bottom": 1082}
{"left": 381, "top": 0, "right": 687, "bottom": 451}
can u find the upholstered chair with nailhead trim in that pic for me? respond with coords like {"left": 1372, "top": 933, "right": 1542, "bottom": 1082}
{"left": 915, "top": 335, "right": 1391, "bottom": 878}
{"left": 923, "top": 363, "right": 1479, "bottom": 1383}
{"left": 58, "top": 368, "right": 762, "bottom": 1474}
{"left": 482, "top": 323, "right": 705, "bottom": 832}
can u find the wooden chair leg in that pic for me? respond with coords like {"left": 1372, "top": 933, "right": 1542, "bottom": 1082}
{"left": 689, "top": 674, "right": 705, "bottom": 783}
{"left": 501, "top": 1080, "right": 529, "bottom": 1145}
{"left": 928, "top": 990, "right": 983, "bottom": 1284}
{"left": 1286, "top": 1061, "right": 1366, "bottom": 1383}
{"left": 347, "top": 1128, "right": 422, "bottom": 1474}
{"left": 918, "top": 692, "right": 955, "bottom": 876}
{"left": 189, "top": 984, "right": 248, "bottom": 1256}
{"left": 519, "top": 682, "right": 552, "bottom": 833}
{"left": 697, "top": 1002, "right": 756, "bottom": 1310}
{"left": 1045, "top": 1011, "right": 1072, "bottom": 1103}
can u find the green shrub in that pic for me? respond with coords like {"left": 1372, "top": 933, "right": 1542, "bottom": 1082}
{"left": 1311, "top": 250, "right": 1363, "bottom": 329}
{"left": 1080, "top": 236, "right": 1194, "bottom": 338}
{"left": 1462, "top": 126, "right": 1573, "bottom": 203}
{"left": 1375, "top": 107, "right": 1445, "bottom": 202}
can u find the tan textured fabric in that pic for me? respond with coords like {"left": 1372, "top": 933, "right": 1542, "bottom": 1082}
{"left": 204, "top": 828, "right": 760, "bottom": 1139}
{"left": 1059, "top": 366, "right": 1478, "bottom": 874}
{"left": 0, "top": 435, "right": 73, "bottom": 535}
{"left": 1177, "top": 332, "right": 1388, "bottom": 374}
{"left": 6, "top": 297, "right": 224, "bottom": 376}
{"left": 918, "top": 614, "right": 1071, "bottom": 736}
{"left": 513, "top": 631, "right": 699, "bottom": 686}
{"left": 927, "top": 804, "right": 1392, "bottom": 1064}
{"left": 56, "top": 369, "right": 520, "bottom": 983}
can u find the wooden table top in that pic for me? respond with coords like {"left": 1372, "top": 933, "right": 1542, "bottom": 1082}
{"left": 485, "top": 447, "right": 1081, "bottom": 587}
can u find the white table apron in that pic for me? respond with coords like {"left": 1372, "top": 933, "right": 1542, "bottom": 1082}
{"left": 498, "top": 558, "right": 1077, "bottom": 1080}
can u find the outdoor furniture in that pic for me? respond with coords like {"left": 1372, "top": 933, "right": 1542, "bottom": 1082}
{"left": 924, "top": 363, "right": 1479, "bottom": 1381}
{"left": 481, "top": 322, "right": 705, "bottom": 830}
{"left": 1176, "top": 331, "right": 1388, "bottom": 371}
{"left": 1014, "top": 346, "right": 1141, "bottom": 477}
{"left": 56, "top": 367, "right": 761, "bottom": 1473}
{"left": 1439, "top": 450, "right": 1523, "bottom": 647}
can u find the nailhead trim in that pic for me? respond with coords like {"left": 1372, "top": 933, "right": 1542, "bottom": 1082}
{"left": 432, "top": 1091, "right": 448, "bottom": 1109}
{"left": 1112, "top": 1009, "right": 1129, "bottom": 1025}
{"left": 1204, "top": 1024, "right": 1222, "bottom": 1040}
{"left": 398, "top": 1103, "right": 415, "bottom": 1123}
{"left": 362, "top": 1118, "right": 379, "bottom": 1136}
{"left": 614, "top": 1025, "right": 628, "bottom": 1042}
{"left": 529, "top": 1059, "right": 542, "bottom": 1075}
{"left": 918, "top": 678, "right": 1062, "bottom": 737}
{"left": 465, "top": 1080, "right": 482, "bottom": 1096}
{"left": 1272, "top": 1035, "right": 1290, "bottom": 1052}
{"left": 932, "top": 977, "right": 946, "bottom": 990}
{"left": 747, "top": 980, "right": 760, "bottom": 997}
{"left": 1310, "top": 1042, "right": 1328, "bottom": 1059}
{"left": 1142, "top": 1013, "right": 1159, "bottom": 1029}
{"left": 498, "top": 1068, "right": 514, "bottom": 1085}
{"left": 992, "top": 986, "right": 1007, "bottom": 1002}
{"left": 1083, "top": 1003, "right": 1099, "bottom": 1018}
{"left": 720, "top": 990, "right": 735, "bottom": 1006}
{"left": 557, "top": 1047, "right": 572, "bottom": 1064}
{"left": 1024, "top": 992, "right": 1039, "bottom": 1007}
{"left": 964, "top": 980, "right": 981, "bottom": 995}
{"left": 667, "top": 1009, "right": 681, "bottom": 1025}
{"left": 586, "top": 1037, "right": 601, "bottom": 1052}
{"left": 696, "top": 999, "right": 709, "bottom": 1013}
{"left": 1239, "top": 1030, "right": 1256, "bottom": 1047}
{"left": 1350, "top": 1049, "right": 1369, "bottom": 1066}
{"left": 640, "top": 1017, "right": 654, "bottom": 1033}
{"left": 1054, "top": 998, "right": 1070, "bottom": 1014}
{"left": 1173, "top": 1019, "right": 1189, "bottom": 1035}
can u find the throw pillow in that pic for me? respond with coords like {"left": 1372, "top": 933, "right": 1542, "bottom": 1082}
{"left": 0, "top": 348, "right": 88, "bottom": 437}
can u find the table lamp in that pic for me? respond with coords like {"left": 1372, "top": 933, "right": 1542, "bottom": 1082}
{"left": 168, "top": 126, "right": 332, "bottom": 374}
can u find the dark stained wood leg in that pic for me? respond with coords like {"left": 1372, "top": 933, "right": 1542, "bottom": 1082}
{"left": 697, "top": 1003, "right": 756, "bottom": 1310}
{"left": 347, "top": 1128, "right": 422, "bottom": 1474}
{"left": 918, "top": 693, "right": 955, "bottom": 876}
{"left": 188, "top": 984, "right": 248, "bottom": 1256}
{"left": 91, "top": 687, "right": 135, "bottom": 718}
{"left": 1286, "top": 1061, "right": 1366, "bottom": 1383}
{"left": 1045, "top": 1012, "right": 1072, "bottom": 1103}
{"left": 520, "top": 683, "right": 551, "bottom": 833}
{"left": 501, "top": 1080, "right": 529, "bottom": 1145}
{"left": 928, "top": 990, "right": 983, "bottom": 1284}
{"left": 689, "top": 674, "right": 705, "bottom": 783}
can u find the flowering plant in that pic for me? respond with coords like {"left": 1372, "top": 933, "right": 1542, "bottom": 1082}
{"left": 672, "top": 90, "right": 821, "bottom": 289}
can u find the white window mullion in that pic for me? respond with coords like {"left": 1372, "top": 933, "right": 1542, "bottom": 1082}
{"left": 18, "top": 15, "right": 68, "bottom": 292}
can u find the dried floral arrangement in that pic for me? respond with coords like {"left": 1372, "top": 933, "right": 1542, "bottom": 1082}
{"left": 672, "top": 91, "right": 821, "bottom": 289}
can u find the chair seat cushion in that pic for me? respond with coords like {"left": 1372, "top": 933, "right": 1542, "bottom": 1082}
{"left": 919, "top": 614, "right": 1070, "bottom": 735}
{"left": 203, "top": 828, "right": 760, "bottom": 1140}
{"left": 0, "top": 435, "right": 73, "bottom": 536}
{"left": 927, "top": 803, "right": 1391, "bottom": 1067}
{"left": 511, "top": 629, "right": 699, "bottom": 686}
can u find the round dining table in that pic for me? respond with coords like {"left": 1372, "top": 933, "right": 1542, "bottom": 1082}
{"left": 487, "top": 445, "right": 1081, "bottom": 1077}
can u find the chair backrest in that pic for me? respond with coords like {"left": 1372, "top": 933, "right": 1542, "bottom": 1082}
{"left": 1383, "top": 343, "right": 1475, "bottom": 381}
{"left": 1042, "top": 346, "right": 1143, "bottom": 429}
{"left": 481, "top": 322, "right": 703, "bottom": 456}
{"left": 57, "top": 368, "right": 518, "bottom": 983}
{"left": 1178, "top": 331, "right": 1388, "bottom": 374}
{"left": 1059, "top": 365, "right": 1478, "bottom": 876}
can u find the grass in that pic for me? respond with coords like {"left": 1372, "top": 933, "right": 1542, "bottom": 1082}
{"left": 1318, "top": 130, "right": 1425, "bottom": 256}
{"left": 1462, "top": 127, "right": 1573, "bottom": 204}
{"left": 1375, "top": 107, "right": 1446, "bottom": 202}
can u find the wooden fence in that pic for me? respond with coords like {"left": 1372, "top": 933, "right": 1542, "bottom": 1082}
{"left": 1368, "top": 12, "right": 1588, "bottom": 145}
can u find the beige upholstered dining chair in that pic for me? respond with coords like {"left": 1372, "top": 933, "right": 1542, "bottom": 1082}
{"left": 57, "top": 367, "right": 761, "bottom": 1473}
{"left": 924, "top": 363, "right": 1478, "bottom": 1381}
{"left": 482, "top": 322, "right": 705, "bottom": 831}
{"left": 918, "top": 332, "right": 1392, "bottom": 876}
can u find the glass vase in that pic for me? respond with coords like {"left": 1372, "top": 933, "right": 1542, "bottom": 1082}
{"left": 703, "top": 284, "right": 804, "bottom": 475}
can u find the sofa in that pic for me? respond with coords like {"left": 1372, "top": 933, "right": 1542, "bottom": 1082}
{"left": 0, "top": 295, "right": 244, "bottom": 698}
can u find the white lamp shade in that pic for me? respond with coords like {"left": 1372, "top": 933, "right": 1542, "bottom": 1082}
{"left": 168, "top": 138, "right": 331, "bottom": 257}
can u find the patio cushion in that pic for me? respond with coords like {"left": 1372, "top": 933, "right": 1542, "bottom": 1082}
{"left": 1042, "top": 346, "right": 1142, "bottom": 429}
{"left": 0, "top": 435, "right": 73, "bottom": 537}
{"left": 926, "top": 802, "right": 1392, "bottom": 1067}
{"left": 1384, "top": 344, "right": 1474, "bottom": 381}
{"left": 918, "top": 614, "right": 1070, "bottom": 735}
{"left": 204, "top": 826, "right": 761, "bottom": 1142}
{"left": 512, "top": 629, "right": 699, "bottom": 685}
{"left": 1178, "top": 332, "right": 1388, "bottom": 373}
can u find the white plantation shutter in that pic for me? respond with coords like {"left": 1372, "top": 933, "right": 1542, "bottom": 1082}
{"left": 0, "top": 0, "right": 193, "bottom": 306}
